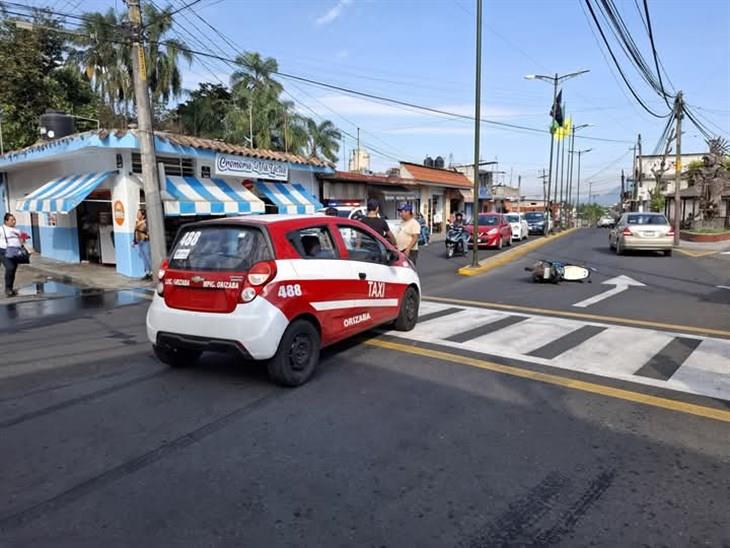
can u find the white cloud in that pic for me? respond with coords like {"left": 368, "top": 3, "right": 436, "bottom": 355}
{"left": 315, "top": 0, "right": 353, "bottom": 26}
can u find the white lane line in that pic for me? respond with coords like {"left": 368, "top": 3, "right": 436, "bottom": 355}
{"left": 717, "top": 285, "right": 730, "bottom": 290}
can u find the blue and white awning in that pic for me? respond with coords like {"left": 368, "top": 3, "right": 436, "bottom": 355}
{"left": 16, "top": 171, "right": 117, "bottom": 214}
{"left": 164, "top": 176, "right": 266, "bottom": 216}
{"left": 255, "top": 182, "right": 323, "bottom": 214}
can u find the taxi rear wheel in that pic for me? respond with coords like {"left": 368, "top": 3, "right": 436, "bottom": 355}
{"left": 394, "top": 286, "right": 419, "bottom": 331}
{"left": 267, "top": 319, "right": 320, "bottom": 387}
{"left": 153, "top": 344, "right": 201, "bottom": 368}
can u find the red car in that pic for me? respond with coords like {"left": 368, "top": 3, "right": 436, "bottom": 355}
{"left": 465, "top": 213, "right": 513, "bottom": 249}
{"left": 146, "top": 215, "right": 420, "bottom": 386}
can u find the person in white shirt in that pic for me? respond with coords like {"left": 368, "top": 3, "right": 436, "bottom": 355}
{"left": 1, "top": 213, "right": 25, "bottom": 297}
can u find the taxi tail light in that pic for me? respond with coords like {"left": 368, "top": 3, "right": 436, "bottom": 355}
{"left": 622, "top": 227, "right": 633, "bottom": 236}
{"left": 240, "top": 261, "right": 277, "bottom": 303}
{"left": 667, "top": 227, "right": 675, "bottom": 236}
{"left": 157, "top": 259, "right": 169, "bottom": 296}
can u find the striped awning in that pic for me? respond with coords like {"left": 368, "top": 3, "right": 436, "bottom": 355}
{"left": 16, "top": 171, "right": 117, "bottom": 214}
{"left": 255, "top": 181, "right": 323, "bottom": 214}
{"left": 164, "top": 176, "right": 266, "bottom": 216}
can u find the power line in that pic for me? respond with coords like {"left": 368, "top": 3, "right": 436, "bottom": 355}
{"left": 583, "top": 0, "right": 670, "bottom": 118}
{"left": 642, "top": 0, "right": 672, "bottom": 109}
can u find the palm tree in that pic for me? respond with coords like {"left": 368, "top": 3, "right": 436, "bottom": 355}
{"left": 142, "top": 3, "right": 193, "bottom": 105}
{"left": 70, "top": 9, "right": 131, "bottom": 117}
{"left": 226, "top": 51, "right": 285, "bottom": 148}
{"left": 305, "top": 119, "right": 341, "bottom": 163}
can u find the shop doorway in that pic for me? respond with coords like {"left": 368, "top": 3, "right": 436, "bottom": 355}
{"left": 30, "top": 213, "right": 42, "bottom": 254}
{"left": 77, "top": 200, "right": 115, "bottom": 264}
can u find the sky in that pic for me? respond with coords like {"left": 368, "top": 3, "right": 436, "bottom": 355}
{"left": 30, "top": 0, "right": 730, "bottom": 198}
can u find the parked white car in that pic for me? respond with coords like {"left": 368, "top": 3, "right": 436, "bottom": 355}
{"left": 504, "top": 213, "right": 529, "bottom": 241}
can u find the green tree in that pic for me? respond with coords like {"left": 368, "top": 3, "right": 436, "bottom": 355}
{"left": 142, "top": 3, "right": 193, "bottom": 106}
{"left": 0, "top": 15, "right": 97, "bottom": 149}
{"left": 305, "top": 118, "right": 341, "bottom": 162}
{"left": 176, "top": 83, "right": 231, "bottom": 138}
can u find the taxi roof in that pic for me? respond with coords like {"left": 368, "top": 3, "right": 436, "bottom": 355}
{"left": 190, "top": 213, "right": 353, "bottom": 230}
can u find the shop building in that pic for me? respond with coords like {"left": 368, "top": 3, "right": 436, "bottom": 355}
{"left": 0, "top": 129, "right": 332, "bottom": 278}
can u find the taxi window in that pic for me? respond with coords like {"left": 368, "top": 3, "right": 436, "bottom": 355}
{"left": 338, "top": 226, "right": 387, "bottom": 264}
{"left": 288, "top": 227, "right": 338, "bottom": 259}
{"left": 169, "top": 226, "right": 272, "bottom": 271}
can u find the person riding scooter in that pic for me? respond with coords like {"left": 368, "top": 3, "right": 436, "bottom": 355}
{"left": 445, "top": 212, "right": 470, "bottom": 257}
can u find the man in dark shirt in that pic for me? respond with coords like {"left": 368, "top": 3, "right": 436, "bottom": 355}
{"left": 359, "top": 199, "right": 396, "bottom": 246}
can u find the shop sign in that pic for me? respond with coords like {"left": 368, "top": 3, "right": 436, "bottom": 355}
{"left": 114, "top": 200, "right": 125, "bottom": 226}
{"left": 215, "top": 153, "right": 288, "bottom": 181}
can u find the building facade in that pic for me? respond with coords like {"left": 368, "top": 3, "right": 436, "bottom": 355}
{"left": 0, "top": 130, "right": 333, "bottom": 277}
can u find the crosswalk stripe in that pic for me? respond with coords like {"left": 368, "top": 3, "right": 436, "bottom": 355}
{"left": 386, "top": 301, "right": 730, "bottom": 401}
{"left": 446, "top": 315, "right": 526, "bottom": 343}
{"left": 634, "top": 337, "right": 702, "bottom": 381}
{"left": 528, "top": 325, "right": 606, "bottom": 360}
{"left": 418, "top": 307, "right": 465, "bottom": 323}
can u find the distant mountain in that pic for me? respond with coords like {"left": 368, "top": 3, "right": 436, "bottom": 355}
{"left": 587, "top": 186, "right": 622, "bottom": 207}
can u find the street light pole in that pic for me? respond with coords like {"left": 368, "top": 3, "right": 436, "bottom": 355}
{"left": 127, "top": 0, "right": 166, "bottom": 277}
{"left": 524, "top": 69, "right": 589, "bottom": 233}
{"left": 572, "top": 148, "right": 592, "bottom": 226}
{"left": 471, "top": 0, "right": 482, "bottom": 268}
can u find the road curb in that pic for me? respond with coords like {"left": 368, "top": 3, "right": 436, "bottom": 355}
{"left": 457, "top": 228, "right": 579, "bottom": 277}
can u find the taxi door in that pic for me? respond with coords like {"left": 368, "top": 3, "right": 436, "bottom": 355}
{"left": 334, "top": 224, "right": 404, "bottom": 331}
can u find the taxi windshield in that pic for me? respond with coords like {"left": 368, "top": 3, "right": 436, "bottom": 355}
{"left": 505, "top": 214, "right": 520, "bottom": 223}
{"left": 477, "top": 215, "right": 500, "bottom": 226}
{"left": 168, "top": 225, "right": 272, "bottom": 271}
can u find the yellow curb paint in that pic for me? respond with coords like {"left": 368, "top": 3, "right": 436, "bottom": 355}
{"left": 458, "top": 228, "right": 578, "bottom": 277}
{"left": 423, "top": 295, "right": 730, "bottom": 338}
{"left": 675, "top": 248, "right": 718, "bottom": 258}
{"left": 364, "top": 338, "right": 730, "bottom": 423}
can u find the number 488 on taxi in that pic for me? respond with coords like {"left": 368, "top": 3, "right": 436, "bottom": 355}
{"left": 146, "top": 215, "right": 420, "bottom": 386}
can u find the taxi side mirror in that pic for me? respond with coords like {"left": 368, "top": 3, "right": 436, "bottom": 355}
{"left": 385, "top": 249, "right": 399, "bottom": 264}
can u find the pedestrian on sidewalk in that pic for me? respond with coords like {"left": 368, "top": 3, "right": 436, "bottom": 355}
{"left": 359, "top": 198, "right": 396, "bottom": 246}
{"left": 395, "top": 203, "right": 420, "bottom": 265}
{"left": 1, "top": 213, "right": 30, "bottom": 297}
{"left": 134, "top": 209, "right": 152, "bottom": 280}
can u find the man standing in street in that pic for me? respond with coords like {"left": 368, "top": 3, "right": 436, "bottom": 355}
{"left": 359, "top": 198, "right": 396, "bottom": 246}
{"left": 395, "top": 203, "right": 420, "bottom": 265}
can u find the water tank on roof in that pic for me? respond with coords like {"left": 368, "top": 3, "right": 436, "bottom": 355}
{"left": 424, "top": 156, "right": 434, "bottom": 167}
{"left": 434, "top": 156, "right": 445, "bottom": 168}
{"left": 39, "top": 110, "right": 76, "bottom": 141}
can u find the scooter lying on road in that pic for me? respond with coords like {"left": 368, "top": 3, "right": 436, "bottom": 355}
{"left": 445, "top": 225, "right": 467, "bottom": 258}
{"left": 525, "top": 260, "right": 593, "bottom": 284}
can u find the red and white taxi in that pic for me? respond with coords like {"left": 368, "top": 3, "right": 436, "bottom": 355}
{"left": 146, "top": 215, "right": 420, "bottom": 386}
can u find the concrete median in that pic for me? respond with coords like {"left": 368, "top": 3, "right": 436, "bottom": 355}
{"left": 458, "top": 228, "right": 579, "bottom": 277}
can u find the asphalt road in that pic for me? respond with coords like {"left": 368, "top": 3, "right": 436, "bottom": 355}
{"left": 1, "top": 229, "right": 728, "bottom": 546}
{"left": 433, "top": 228, "right": 730, "bottom": 330}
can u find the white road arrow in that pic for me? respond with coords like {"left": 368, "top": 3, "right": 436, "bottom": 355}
{"left": 572, "top": 275, "right": 646, "bottom": 308}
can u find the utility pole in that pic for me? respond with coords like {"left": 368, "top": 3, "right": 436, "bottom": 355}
{"left": 559, "top": 128, "right": 567, "bottom": 227}
{"left": 572, "top": 148, "right": 591, "bottom": 227}
{"left": 673, "top": 92, "right": 683, "bottom": 246}
{"left": 471, "top": 0, "right": 482, "bottom": 268}
{"left": 621, "top": 169, "right": 625, "bottom": 206}
{"left": 517, "top": 174, "right": 521, "bottom": 213}
{"left": 637, "top": 133, "right": 643, "bottom": 212}
{"left": 356, "top": 127, "right": 360, "bottom": 172}
{"left": 126, "top": 0, "right": 166, "bottom": 276}
{"left": 631, "top": 143, "right": 637, "bottom": 211}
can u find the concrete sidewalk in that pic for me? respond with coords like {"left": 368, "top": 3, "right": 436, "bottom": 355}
{"left": 23, "top": 255, "right": 154, "bottom": 291}
{"left": 678, "top": 239, "right": 730, "bottom": 253}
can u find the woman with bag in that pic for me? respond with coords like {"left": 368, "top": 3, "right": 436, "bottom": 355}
{"left": 0, "top": 213, "right": 30, "bottom": 298}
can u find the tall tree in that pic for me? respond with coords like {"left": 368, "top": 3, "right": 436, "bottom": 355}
{"left": 176, "top": 83, "right": 231, "bottom": 138}
{"left": 142, "top": 3, "right": 193, "bottom": 106}
{"left": 0, "top": 15, "right": 96, "bottom": 149}
{"left": 305, "top": 119, "right": 341, "bottom": 162}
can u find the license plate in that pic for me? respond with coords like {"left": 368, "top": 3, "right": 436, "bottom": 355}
{"left": 642, "top": 232, "right": 656, "bottom": 237}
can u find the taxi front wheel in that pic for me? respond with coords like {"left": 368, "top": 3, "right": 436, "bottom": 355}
{"left": 394, "top": 286, "right": 419, "bottom": 331}
{"left": 267, "top": 319, "right": 320, "bottom": 387}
